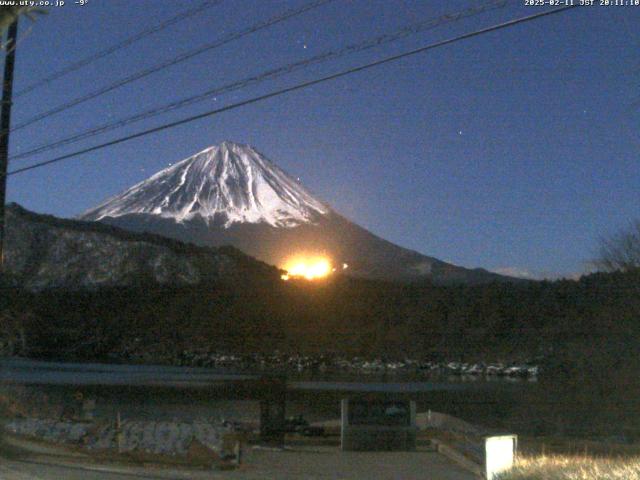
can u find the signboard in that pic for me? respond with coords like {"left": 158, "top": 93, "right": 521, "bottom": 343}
{"left": 348, "top": 400, "right": 411, "bottom": 427}
{"left": 341, "top": 398, "right": 417, "bottom": 451}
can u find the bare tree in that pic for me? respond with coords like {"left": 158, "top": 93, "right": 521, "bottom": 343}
{"left": 595, "top": 220, "right": 640, "bottom": 272}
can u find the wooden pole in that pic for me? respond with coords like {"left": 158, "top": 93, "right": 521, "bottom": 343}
{"left": 0, "top": 19, "right": 19, "bottom": 269}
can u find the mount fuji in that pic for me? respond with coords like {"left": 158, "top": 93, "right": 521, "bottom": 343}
{"left": 81, "top": 142, "right": 509, "bottom": 283}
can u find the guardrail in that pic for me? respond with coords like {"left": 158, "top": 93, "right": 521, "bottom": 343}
{"left": 422, "top": 410, "right": 517, "bottom": 479}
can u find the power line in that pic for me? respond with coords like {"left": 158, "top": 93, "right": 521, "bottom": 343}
{"left": 5, "top": 5, "right": 577, "bottom": 178}
{"left": 8, "top": 0, "right": 337, "bottom": 133}
{"left": 14, "top": 0, "right": 223, "bottom": 99}
{"left": 10, "top": 0, "right": 507, "bottom": 163}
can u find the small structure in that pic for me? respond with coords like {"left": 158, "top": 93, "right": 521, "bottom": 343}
{"left": 341, "top": 397, "right": 417, "bottom": 451}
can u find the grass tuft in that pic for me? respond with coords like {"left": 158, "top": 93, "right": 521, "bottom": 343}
{"left": 497, "top": 455, "right": 640, "bottom": 480}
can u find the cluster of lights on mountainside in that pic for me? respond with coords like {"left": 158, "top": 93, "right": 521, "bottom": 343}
{"left": 280, "top": 256, "right": 348, "bottom": 281}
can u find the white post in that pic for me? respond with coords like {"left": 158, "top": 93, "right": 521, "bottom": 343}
{"left": 485, "top": 435, "right": 517, "bottom": 480}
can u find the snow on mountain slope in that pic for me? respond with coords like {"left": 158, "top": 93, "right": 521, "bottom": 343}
{"left": 82, "top": 142, "right": 328, "bottom": 228}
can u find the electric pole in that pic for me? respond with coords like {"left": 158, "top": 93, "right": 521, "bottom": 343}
{"left": 0, "top": 19, "right": 18, "bottom": 269}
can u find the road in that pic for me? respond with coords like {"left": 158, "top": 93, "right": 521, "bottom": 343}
{"left": 0, "top": 447, "right": 476, "bottom": 480}
{"left": 0, "top": 459, "right": 172, "bottom": 480}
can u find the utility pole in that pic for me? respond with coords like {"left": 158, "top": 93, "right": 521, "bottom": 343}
{"left": 0, "top": 19, "right": 18, "bottom": 269}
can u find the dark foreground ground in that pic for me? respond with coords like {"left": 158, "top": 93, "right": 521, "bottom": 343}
{"left": 0, "top": 445, "right": 475, "bottom": 480}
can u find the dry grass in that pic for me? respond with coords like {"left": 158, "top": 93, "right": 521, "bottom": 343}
{"left": 497, "top": 454, "right": 640, "bottom": 480}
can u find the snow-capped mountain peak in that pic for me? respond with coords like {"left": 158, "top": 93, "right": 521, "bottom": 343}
{"left": 81, "top": 142, "right": 329, "bottom": 228}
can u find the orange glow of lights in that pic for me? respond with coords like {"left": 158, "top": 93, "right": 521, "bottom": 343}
{"left": 281, "top": 256, "right": 333, "bottom": 281}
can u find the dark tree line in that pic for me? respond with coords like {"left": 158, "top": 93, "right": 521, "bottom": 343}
{"left": 2, "top": 268, "right": 639, "bottom": 372}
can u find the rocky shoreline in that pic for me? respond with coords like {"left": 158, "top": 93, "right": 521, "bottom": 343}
{"left": 114, "top": 350, "right": 541, "bottom": 379}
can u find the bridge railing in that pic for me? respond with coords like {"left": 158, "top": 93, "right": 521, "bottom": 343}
{"left": 421, "top": 410, "right": 517, "bottom": 479}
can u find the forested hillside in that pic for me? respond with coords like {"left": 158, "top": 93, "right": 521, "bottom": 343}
{"left": 2, "top": 269, "right": 639, "bottom": 381}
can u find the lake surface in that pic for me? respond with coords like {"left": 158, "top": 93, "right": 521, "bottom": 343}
{"left": 0, "top": 357, "right": 535, "bottom": 429}
{"left": 0, "top": 357, "right": 526, "bottom": 392}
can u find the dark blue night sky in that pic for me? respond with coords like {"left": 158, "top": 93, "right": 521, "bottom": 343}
{"left": 5, "top": 0, "right": 640, "bottom": 279}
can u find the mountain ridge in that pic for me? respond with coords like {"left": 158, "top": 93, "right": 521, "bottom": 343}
{"left": 81, "top": 141, "right": 515, "bottom": 284}
{"left": 4, "top": 202, "right": 279, "bottom": 290}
